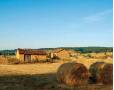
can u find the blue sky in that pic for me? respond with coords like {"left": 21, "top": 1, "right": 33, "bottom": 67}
{"left": 0, "top": 0, "right": 112, "bottom": 49}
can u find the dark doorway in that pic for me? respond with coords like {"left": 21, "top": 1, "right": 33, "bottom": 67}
{"left": 24, "top": 54, "right": 31, "bottom": 62}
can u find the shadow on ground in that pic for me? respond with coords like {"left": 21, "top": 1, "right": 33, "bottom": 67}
{"left": 0, "top": 73, "right": 112, "bottom": 90}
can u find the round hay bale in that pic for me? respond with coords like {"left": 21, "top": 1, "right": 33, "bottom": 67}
{"left": 101, "top": 64, "right": 113, "bottom": 85}
{"left": 57, "top": 62, "right": 88, "bottom": 86}
{"left": 89, "top": 62, "right": 106, "bottom": 83}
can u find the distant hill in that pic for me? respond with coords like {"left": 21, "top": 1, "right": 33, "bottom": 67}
{"left": 63, "top": 47, "right": 113, "bottom": 53}
{"left": 0, "top": 50, "right": 16, "bottom": 55}
{"left": 0, "top": 47, "right": 113, "bottom": 55}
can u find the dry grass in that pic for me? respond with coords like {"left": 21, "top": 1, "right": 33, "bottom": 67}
{"left": 0, "top": 56, "right": 20, "bottom": 64}
{"left": 73, "top": 58, "right": 112, "bottom": 69}
{"left": 0, "top": 63, "right": 61, "bottom": 75}
{"left": 0, "top": 56, "right": 8, "bottom": 64}
{"left": 82, "top": 52, "right": 112, "bottom": 59}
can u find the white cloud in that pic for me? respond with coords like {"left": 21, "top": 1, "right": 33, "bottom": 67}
{"left": 83, "top": 9, "right": 112, "bottom": 23}
{"left": 65, "top": 9, "right": 112, "bottom": 30}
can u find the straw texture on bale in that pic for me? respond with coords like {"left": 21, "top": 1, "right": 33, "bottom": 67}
{"left": 89, "top": 62, "right": 106, "bottom": 83}
{"left": 101, "top": 64, "right": 113, "bottom": 85}
{"left": 57, "top": 62, "right": 88, "bottom": 86}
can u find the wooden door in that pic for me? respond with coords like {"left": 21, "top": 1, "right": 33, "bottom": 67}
{"left": 24, "top": 55, "right": 31, "bottom": 62}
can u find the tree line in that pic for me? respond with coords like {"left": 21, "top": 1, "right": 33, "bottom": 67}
{"left": 0, "top": 47, "right": 113, "bottom": 55}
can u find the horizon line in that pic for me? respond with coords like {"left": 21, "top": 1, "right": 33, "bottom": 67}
{"left": 0, "top": 46, "right": 113, "bottom": 50}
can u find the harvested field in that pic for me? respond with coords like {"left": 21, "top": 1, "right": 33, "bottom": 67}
{"left": 0, "top": 59, "right": 112, "bottom": 90}
{"left": 74, "top": 58, "right": 112, "bottom": 69}
{"left": 0, "top": 63, "right": 61, "bottom": 75}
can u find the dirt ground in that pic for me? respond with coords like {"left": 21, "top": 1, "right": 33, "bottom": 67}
{"left": 0, "top": 60, "right": 112, "bottom": 90}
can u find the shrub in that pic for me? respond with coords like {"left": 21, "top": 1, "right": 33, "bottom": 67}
{"left": 7, "top": 57, "right": 20, "bottom": 64}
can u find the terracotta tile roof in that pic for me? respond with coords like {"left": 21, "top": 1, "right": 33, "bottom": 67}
{"left": 17, "top": 48, "right": 47, "bottom": 55}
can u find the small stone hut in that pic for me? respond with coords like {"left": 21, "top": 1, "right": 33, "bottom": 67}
{"left": 16, "top": 48, "right": 47, "bottom": 62}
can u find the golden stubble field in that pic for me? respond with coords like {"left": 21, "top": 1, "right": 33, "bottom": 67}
{"left": 0, "top": 57, "right": 112, "bottom": 75}
{"left": 0, "top": 58, "right": 112, "bottom": 90}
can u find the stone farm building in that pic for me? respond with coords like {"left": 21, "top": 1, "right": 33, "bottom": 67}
{"left": 51, "top": 48, "right": 79, "bottom": 59}
{"left": 16, "top": 48, "right": 47, "bottom": 62}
